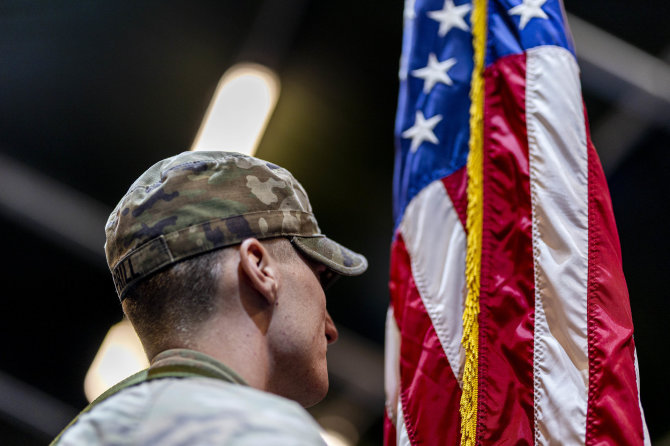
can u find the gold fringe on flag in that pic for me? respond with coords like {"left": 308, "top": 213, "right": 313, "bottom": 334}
{"left": 460, "top": 0, "right": 487, "bottom": 444}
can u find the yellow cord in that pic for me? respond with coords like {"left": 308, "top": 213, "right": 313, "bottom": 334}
{"left": 460, "top": 0, "right": 487, "bottom": 444}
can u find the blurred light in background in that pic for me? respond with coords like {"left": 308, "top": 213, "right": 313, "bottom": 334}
{"left": 191, "top": 63, "right": 280, "bottom": 156}
{"left": 321, "top": 429, "right": 354, "bottom": 446}
{"left": 319, "top": 415, "right": 359, "bottom": 446}
{"left": 84, "top": 318, "right": 149, "bottom": 402}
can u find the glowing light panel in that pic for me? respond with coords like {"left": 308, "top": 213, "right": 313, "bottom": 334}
{"left": 191, "top": 63, "right": 280, "bottom": 156}
{"left": 84, "top": 318, "right": 149, "bottom": 402}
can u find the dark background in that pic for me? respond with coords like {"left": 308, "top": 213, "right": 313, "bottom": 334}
{"left": 1, "top": 1, "right": 668, "bottom": 444}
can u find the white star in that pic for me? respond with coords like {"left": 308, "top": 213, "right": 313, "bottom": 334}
{"left": 402, "top": 111, "right": 443, "bottom": 152}
{"left": 508, "top": 0, "right": 548, "bottom": 30}
{"left": 412, "top": 53, "right": 457, "bottom": 93}
{"left": 427, "top": 0, "right": 472, "bottom": 37}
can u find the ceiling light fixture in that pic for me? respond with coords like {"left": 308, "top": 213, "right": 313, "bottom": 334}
{"left": 191, "top": 63, "right": 280, "bottom": 156}
{"left": 83, "top": 318, "right": 149, "bottom": 402}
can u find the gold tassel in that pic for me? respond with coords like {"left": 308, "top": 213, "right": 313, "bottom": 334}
{"left": 460, "top": 0, "right": 487, "bottom": 444}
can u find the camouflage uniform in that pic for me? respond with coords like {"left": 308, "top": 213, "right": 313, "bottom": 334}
{"left": 54, "top": 151, "right": 367, "bottom": 445}
{"left": 54, "top": 349, "right": 327, "bottom": 445}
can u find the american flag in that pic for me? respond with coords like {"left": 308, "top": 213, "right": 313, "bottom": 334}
{"left": 384, "top": 0, "right": 650, "bottom": 444}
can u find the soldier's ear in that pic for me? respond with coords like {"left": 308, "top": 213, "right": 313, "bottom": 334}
{"left": 238, "top": 238, "right": 278, "bottom": 304}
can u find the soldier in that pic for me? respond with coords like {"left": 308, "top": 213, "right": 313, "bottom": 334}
{"left": 52, "top": 151, "right": 367, "bottom": 445}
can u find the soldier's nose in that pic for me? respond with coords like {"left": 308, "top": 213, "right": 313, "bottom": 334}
{"left": 325, "top": 312, "right": 338, "bottom": 344}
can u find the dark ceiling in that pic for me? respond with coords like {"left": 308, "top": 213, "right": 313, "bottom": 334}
{"left": 1, "top": 1, "right": 669, "bottom": 444}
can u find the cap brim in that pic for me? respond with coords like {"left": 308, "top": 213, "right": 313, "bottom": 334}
{"left": 290, "top": 235, "right": 368, "bottom": 277}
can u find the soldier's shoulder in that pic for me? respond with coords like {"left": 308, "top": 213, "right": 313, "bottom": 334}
{"left": 57, "top": 377, "right": 325, "bottom": 445}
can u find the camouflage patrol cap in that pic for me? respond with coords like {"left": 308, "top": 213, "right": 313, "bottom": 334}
{"left": 105, "top": 151, "right": 368, "bottom": 299}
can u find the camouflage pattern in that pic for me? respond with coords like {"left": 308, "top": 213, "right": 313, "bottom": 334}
{"left": 105, "top": 151, "right": 367, "bottom": 299}
{"left": 54, "top": 349, "right": 326, "bottom": 445}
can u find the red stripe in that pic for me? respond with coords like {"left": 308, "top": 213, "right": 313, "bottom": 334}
{"left": 441, "top": 166, "right": 468, "bottom": 229}
{"left": 584, "top": 115, "right": 645, "bottom": 445}
{"left": 390, "top": 234, "right": 461, "bottom": 445}
{"left": 383, "top": 409, "right": 398, "bottom": 446}
{"left": 476, "top": 53, "right": 535, "bottom": 444}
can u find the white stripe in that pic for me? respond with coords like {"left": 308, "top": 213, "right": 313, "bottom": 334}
{"left": 634, "top": 348, "right": 652, "bottom": 446}
{"left": 384, "top": 307, "right": 401, "bottom": 425}
{"left": 396, "top": 399, "right": 411, "bottom": 446}
{"left": 399, "top": 179, "right": 466, "bottom": 384}
{"left": 527, "top": 46, "right": 590, "bottom": 445}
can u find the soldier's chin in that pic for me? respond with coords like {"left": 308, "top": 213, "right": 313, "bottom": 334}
{"left": 300, "top": 379, "right": 329, "bottom": 408}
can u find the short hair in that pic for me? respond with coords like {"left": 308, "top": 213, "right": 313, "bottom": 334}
{"left": 122, "top": 238, "right": 297, "bottom": 359}
{"left": 122, "top": 248, "right": 227, "bottom": 358}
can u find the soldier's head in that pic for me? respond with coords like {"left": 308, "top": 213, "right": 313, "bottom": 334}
{"left": 104, "top": 151, "right": 367, "bottom": 406}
